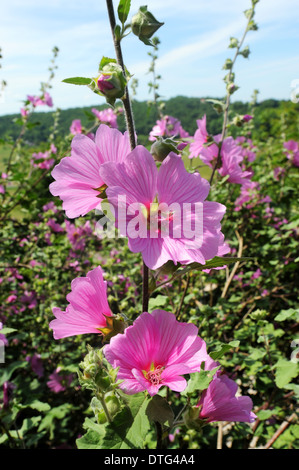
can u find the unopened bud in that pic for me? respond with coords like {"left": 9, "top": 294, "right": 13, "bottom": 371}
{"left": 91, "top": 61, "right": 127, "bottom": 106}
{"left": 131, "top": 6, "right": 164, "bottom": 46}
{"left": 150, "top": 137, "right": 179, "bottom": 162}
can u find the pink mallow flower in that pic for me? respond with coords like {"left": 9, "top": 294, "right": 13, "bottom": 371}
{"left": 100, "top": 148, "right": 226, "bottom": 270}
{"left": 188, "top": 115, "right": 208, "bottom": 159}
{"left": 47, "top": 367, "right": 73, "bottom": 393}
{"left": 49, "top": 266, "right": 113, "bottom": 339}
{"left": 26, "top": 353, "right": 44, "bottom": 378}
{"left": 27, "top": 92, "right": 53, "bottom": 107}
{"left": 149, "top": 115, "right": 189, "bottom": 142}
{"left": 91, "top": 107, "right": 118, "bottom": 128}
{"left": 49, "top": 124, "right": 130, "bottom": 218}
{"left": 104, "top": 309, "right": 211, "bottom": 396}
{"left": 196, "top": 374, "right": 256, "bottom": 423}
{"left": 70, "top": 119, "right": 82, "bottom": 135}
{"left": 283, "top": 140, "right": 299, "bottom": 167}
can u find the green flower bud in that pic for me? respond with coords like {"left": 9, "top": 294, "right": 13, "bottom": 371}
{"left": 183, "top": 406, "right": 206, "bottom": 431}
{"left": 150, "top": 136, "right": 180, "bottom": 162}
{"left": 91, "top": 61, "right": 127, "bottom": 106}
{"left": 131, "top": 6, "right": 164, "bottom": 46}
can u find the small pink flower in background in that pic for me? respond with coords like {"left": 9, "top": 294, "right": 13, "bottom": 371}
{"left": 196, "top": 374, "right": 256, "bottom": 423}
{"left": 50, "top": 143, "right": 57, "bottom": 154}
{"left": 70, "top": 119, "right": 82, "bottom": 135}
{"left": 47, "top": 218, "right": 64, "bottom": 233}
{"left": 188, "top": 115, "right": 208, "bottom": 159}
{"left": 31, "top": 151, "right": 54, "bottom": 170}
{"left": 104, "top": 310, "right": 212, "bottom": 396}
{"left": 49, "top": 266, "right": 113, "bottom": 339}
{"left": 43, "top": 92, "right": 53, "bottom": 107}
{"left": 243, "top": 114, "right": 253, "bottom": 122}
{"left": 65, "top": 220, "right": 93, "bottom": 251}
{"left": 20, "top": 107, "right": 29, "bottom": 117}
{"left": 27, "top": 92, "right": 53, "bottom": 108}
{"left": 6, "top": 294, "right": 17, "bottom": 303}
{"left": 47, "top": 367, "right": 73, "bottom": 393}
{"left": 0, "top": 322, "right": 8, "bottom": 346}
{"left": 91, "top": 108, "right": 118, "bottom": 128}
{"left": 283, "top": 140, "right": 299, "bottom": 167}
{"left": 43, "top": 201, "right": 56, "bottom": 212}
{"left": 2, "top": 382, "right": 16, "bottom": 409}
{"left": 251, "top": 268, "right": 262, "bottom": 280}
{"left": 50, "top": 124, "right": 131, "bottom": 218}
{"left": 0, "top": 184, "right": 5, "bottom": 194}
{"left": 149, "top": 115, "right": 189, "bottom": 142}
{"left": 20, "top": 290, "right": 37, "bottom": 310}
{"left": 1, "top": 172, "right": 8, "bottom": 179}
{"left": 218, "top": 137, "right": 252, "bottom": 185}
{"left": 26, "top": 353, "right": 44, "bottom": 378}
{"left": 261, "top": 289, "right": 269, "bottom": 297}
{"left": 100, "top": 149, "right": 226, "bottom": 270}
{"left": 273, "top": 166, "right": 285, "bottom": 181}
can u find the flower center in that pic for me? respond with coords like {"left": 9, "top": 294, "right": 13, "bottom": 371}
{"left": 142, "top": 200, "right": 174, "bottom": 234}
{"left": 143, "top": 363, "right": 164, "bottom": 386}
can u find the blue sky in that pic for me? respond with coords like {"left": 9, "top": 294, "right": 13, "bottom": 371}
{"left": 0, "top": 0, "right": 298, "bottom": 116}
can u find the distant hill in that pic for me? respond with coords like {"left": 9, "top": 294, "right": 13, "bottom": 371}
{"left": 0, "top": 96, "right": 297, "bottom": 147}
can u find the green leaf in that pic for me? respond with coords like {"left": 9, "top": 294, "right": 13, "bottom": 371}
{"left": 181, "top": 368, "right": 219, "bottom": 396}
{"left": 146, "top": 395, "right": 174, "bottom": 427}
{"left": 171, "top": 257, "right": 252, "bottom": 281}
{"left": 257, "top": 410, "right": 273, "bottom": 420}
{"left": 274, "top": 359, "right": 299, "bottom": 389}
{"left": 78, "top": 394, "right": 151, "bottom": 449}
{"left": 148, "top": 295, "right": 168, "bottom": 310}
{"left": 99, "top": 57, "right": 117, "bottom": 70}
{"left": 62, "top": 77, "right": 92, "bottom": 85}
{"left": 22, "top": 400, "right": 51, "bottom": 412}
{"left": 117, "top": 0, "right": 131, "bottom": 24}
{"left": 0, "top": 327, "right": 17, "bottom": 335}
{"left": 0, "top": 361, "right": 28, "bottom": 386}
{"left": 274, "top": 308, "right": 299, "bottom": 322}
{"left": 210, "top": 340, "right": 240, "bottom": 361}
{"left": 114, "top": 24, "right": 122, "bottom": 41}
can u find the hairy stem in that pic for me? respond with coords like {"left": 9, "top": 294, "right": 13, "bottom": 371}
{"left": 106, "top": 0, "right": 136, "bottom": 150}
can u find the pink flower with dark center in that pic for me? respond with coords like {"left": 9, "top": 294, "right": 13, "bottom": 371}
{"left": 104, "top": 310, "right": 212, "bottom": 396}
{"left": 196, "top": 374, "right": 256, "bottom": 423}
{"left": 70, "top": 119, "right": 82, "bottom": 135}
{"left": 49, "top": 124, "right": 131, "bottom": 218}
{"left": 100, "top": 148, "right": 226, "bottom": 270}
{"left": 189, "top": 115, "right": 208, "bottom": 159}
{"left": 49, "top": 266, "right": 113, "bottom": 339}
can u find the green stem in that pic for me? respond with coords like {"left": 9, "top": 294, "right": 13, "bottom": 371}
{"left": 209, "top": 9, "right": 255, "bottom": 185}
{"left": 106, "top": 0, "right": 136, "bottom": 150}
{"left": 106, "top": 0, "right": 149, "bottom": 313}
